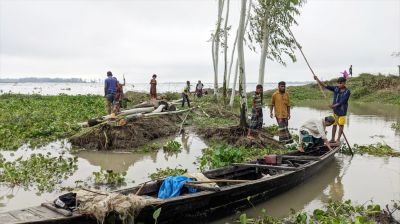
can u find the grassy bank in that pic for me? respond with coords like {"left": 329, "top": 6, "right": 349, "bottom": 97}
{"left": 264, "top": 73, "right": 400, "bottom": 105}
{"left": 0, "top": 94, "right": 105, "bottom": 150}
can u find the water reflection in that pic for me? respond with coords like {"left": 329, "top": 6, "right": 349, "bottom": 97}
{"left": 77, "top": 151, "right": 157, "bottom": 173}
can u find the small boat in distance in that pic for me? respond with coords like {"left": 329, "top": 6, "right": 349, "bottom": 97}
{"left": 0, "top": 146, "right": 339, "bottom": 224}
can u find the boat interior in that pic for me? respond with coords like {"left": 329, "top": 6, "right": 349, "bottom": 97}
{"left": 120, "top": 146, "right": 330, "bottom": 198}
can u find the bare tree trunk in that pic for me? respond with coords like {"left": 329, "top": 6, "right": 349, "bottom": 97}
{"left": 229, "top": 58, "right": 239, "bottom": 106}
{"left": 237, "top": 0, "right": 247, "bottom": 128}
{"left": 212, "top": 0, "right": 225, "bottom": 99}
{"left": 222, "top": 0, "right": 230, "bottom": 102}
{"left": 228, "top": 0, "right": 252, "bottom": 107}
{"left": 226, "top": 32, "right": 237, "bottom": 91}
{"left": 258, "top": 10, "right": 270, "bottom": 85}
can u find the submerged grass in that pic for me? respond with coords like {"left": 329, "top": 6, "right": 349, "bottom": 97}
{"left": 0, "top": 153, "right": 78, "bottom": 192}
{"left": 239, "top": 200, "right": 397, "bottom": 224}
{"left": 0, "top": 94, "right": 105, "bottom": 150}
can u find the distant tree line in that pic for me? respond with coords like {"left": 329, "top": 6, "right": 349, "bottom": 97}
{"left": 0, "top": 77, "right": 97, "bottom": 83}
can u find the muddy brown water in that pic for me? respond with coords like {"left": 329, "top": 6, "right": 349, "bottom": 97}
{"left": 0, "top": 102, "right": 399, "bottom": 223}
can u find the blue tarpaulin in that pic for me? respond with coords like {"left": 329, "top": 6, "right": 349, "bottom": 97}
{"left": 158, "top": 176, "right": 197, "bottom": 199}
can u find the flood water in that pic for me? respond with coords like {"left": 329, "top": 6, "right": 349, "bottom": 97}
{"left": 0, "top": 101, "right": 399, "bottom": 223}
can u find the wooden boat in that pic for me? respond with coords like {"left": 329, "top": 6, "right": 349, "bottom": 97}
{"left": 0, "top": 146, "right": 339, "bottom": 224}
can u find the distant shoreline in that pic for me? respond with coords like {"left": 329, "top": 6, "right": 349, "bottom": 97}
{"left": 0, "top": 77, "right": 94, "bottom": 83}
{"left": 0, "top": 79, "right": 311, "bottom": 85}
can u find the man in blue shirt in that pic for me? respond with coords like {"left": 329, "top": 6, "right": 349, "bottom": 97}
{"left": 314, "top": 75, "right": 351, "bottom": 143}
{"left": 104, "top": 71, "right": 118, "bottom": 114}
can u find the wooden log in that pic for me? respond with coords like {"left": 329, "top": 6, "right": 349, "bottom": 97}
{"left": 282, "top": 155, "right": 320, "bottom": 161}
{"left": 41, "top": 203, "right": 72, "bottom": 217}
{"left": 184, "top": 183, "right": 220, "bottom": 192}
{"left": 144, "top": 108, "right": 191, "bottom": 117}
{"left": 103, "top": 107, "right": 155, "bottom": 119}
{"left": 231, "top": 163, "right": 299, "bottom": 171}
{"left": 153, "top": 104, "right": 166, "bottom": 113}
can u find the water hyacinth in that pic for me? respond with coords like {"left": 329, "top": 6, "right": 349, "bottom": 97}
{"left": 0, "top": 94, "right": 105, "bottom": 150}
{"left": 0, "top": 153, "right": 78, "bottom": 192}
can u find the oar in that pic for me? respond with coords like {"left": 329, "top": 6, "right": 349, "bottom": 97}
{"left": 342, "top": 132, "right": 354, "bottom": 156}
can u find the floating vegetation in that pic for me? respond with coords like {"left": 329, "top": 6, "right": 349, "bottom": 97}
{"left": 148, "top": 167, "right": 187, "bottom": 180}
{"left": 163, "top": 140, "right": 182, "bottom": 152}
{"left": 0, "top": 153, "right": 78, "bottom": 192}
{"left": 265, "top": 125, "right": 279, "bottom": 136}
{"left": 239, "top": 200, "right": 398, "bottom": 224}
{"left": 391, "top": 122, "right": 400, "bottom": 131}
{"left": 341, "top": 143, "right": 400, "bottom": 157}
{"left": 140, "top": 143, "right": 161, "bottom": 153}
{"left": 198, "top": 144, "right": 289, "bottom": 171}
{"left": 0, "top": 94, "right": 105, "bottom": 150}
{"left": 92, "top": 170, "right": 127, "bottom": 186}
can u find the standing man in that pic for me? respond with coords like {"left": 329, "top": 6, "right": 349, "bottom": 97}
{"left": 270, "top": 81, "right": 293, "bottom": 144}
{"left": 314, "top": 75, "right": 351, "bottom": 143}
{"left": 195, "top": 80, "right": 204, "bottom": 98}
{"left": 349, "top": 65, "right": 353, "bottom": 77}
{"left": 150, "top": 74, "right": 157, "bottom": 100}
{"left": 247, "top": 84, "right": 263, "bottom": 139}
{"left": 182, "top": 81, "right": 191, "bottom": 108}
{"left": 104, "top": 71, "right": 118, "bottom": 114}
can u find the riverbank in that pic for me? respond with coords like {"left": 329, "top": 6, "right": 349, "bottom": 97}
{"left": 264, "top": 73, "right": 400, "bottom": 105}
{"left": 0, "top": 92, "right": 399, "bottom": 222}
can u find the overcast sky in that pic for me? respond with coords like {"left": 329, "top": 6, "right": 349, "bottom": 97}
{"left": 0, "top": 0, "right": 399, "bottom": 83}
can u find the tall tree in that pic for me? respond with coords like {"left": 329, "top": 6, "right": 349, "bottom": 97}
{"left": 250, "top": 0, "right": 304, "bottom": 85}
{"left": 229, "top": 0, "right": 253, "bottom": 107}
{"left": 222, "top": 0, "right": 230, "bottom": 102}
{"left": 211, "top": 0, "right": 225, "bottom": 99}
{"left": 237, "top": 0, "right": 248, "bottom": 127}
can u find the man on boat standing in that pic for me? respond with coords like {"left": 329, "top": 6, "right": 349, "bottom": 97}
{"left": 104, "top": 71, "right": 118, "bottom": 114}
{"left": 298, "top": 116, "right": 335, "bottom": 152}
{"left": 270, "top": 81, "right": 293, "bottom": 144}
{"left": 314, "top": 76, "right": 351, "bottom": 144}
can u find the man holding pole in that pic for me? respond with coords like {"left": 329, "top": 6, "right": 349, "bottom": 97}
{"left": 314, "top": 75, "right": 351, "bottom": 144}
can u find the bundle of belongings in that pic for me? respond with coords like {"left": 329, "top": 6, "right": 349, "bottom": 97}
{"left": 157, "top": 173, "right": 218, "bottom": 199}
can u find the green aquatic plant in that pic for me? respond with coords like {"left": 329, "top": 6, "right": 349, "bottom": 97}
{"left": 391, "top": 122, "right": 400, "bottom": 131}
{"left": 198, "top": 144, "right": 289, "bottom": 171}
{"left": 162, "top": 140, "right": 182, "bottom": 152}
{"left": 341, "top": 143, "right": 400, "bottom": 157}
{"left": 92, "top": 170, "right": 126, "bottom": 185}
{"left": 238, "top": 200, "right": 394, "bottom": 224}
{"left": 0, "top": 153, "right": 78, "bottom": 192}
{"left": 148, "top": 167, "right": 187, "bottom": 180}
{"left": 264, "top": 125, "right": 279, "bottom": 136}
{"left": 140, "top": 143, "right": 161, "bottom": 153}
{"left": 0, "top": 94, "right": 105, "bottom": 150}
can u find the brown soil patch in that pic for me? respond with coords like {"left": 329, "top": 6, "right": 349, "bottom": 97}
{"left": 70, "top": 115, "right": 180, "bottom": 150}
{"left": 198, "top": 125, "right": 284, "bottom": 149}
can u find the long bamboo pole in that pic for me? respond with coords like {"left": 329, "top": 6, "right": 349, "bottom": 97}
{"left": 288, "top": 28, "right": 354, "bottom": 156}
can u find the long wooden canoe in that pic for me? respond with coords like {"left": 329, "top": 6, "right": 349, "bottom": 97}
{"left": 0, "top": 146, "right": 339, "bottom": 224}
